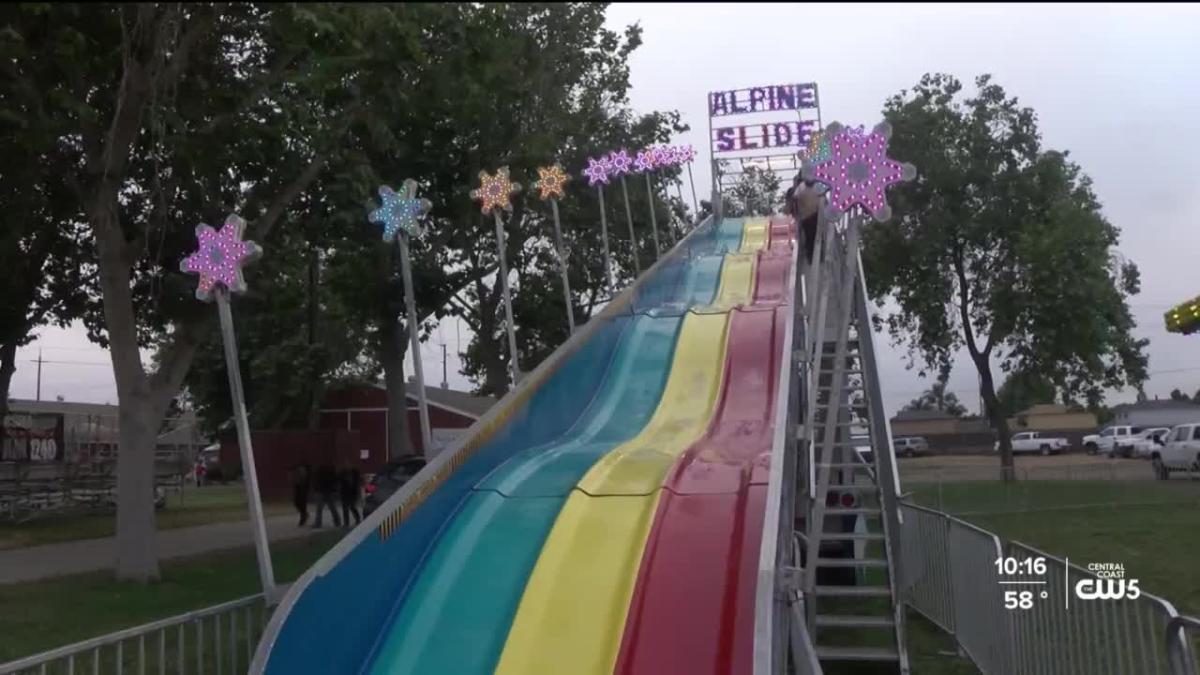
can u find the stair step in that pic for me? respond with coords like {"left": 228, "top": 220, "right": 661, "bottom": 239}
{"left": 824, "top": 506, "right": 882, "bottom": 515}
{"left": 816, "top": 645, "right": 900, "bottom": 662}
{"left": 815, "top": 584, "right": 892, "bottom": 598}
{"left": 816, "top": 614, "right": 896, "bottom": 628}
{"left": 822, "top": 484, "right": 878, "bottom": 491}
{"left": 819, "top": 532, "right": 885, "bottom": 541}
{"left": 816, "top": 557, "right": 889, "bottom": 568}
{"left": 816, "top": 386, "right": 864, "bottom": 391}
{"left": 819, "top": 463, "right": 872, "bottom": 470}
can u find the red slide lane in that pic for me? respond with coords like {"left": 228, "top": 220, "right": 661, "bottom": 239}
{"left": 615, "top": 216, "right": 795, "bottom": 675}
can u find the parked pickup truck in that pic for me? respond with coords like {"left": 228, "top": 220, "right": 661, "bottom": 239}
{"left": 994, "top": 431, "right": 1070, "bottom": 455}
{"left": 1130, "top": 427, "right": 1171, "bottom": 459}
{"left": 1152, "top": 422, "right": 1200, "bottom": 479}
{"left": 1082, "top": 425, "right": 1142, "bottom": 457}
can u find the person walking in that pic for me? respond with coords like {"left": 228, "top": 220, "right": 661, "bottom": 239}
{"left": 339, "top": 464, "right": 362, "bottom": 528}
{"left": 312, "top": 463, "right": 341, "bottom": 528}
{"left": 291, "top": 464, "right": 311, "bottom": 527}
{"left": 785, "top": 174, "right": 824, "bottom": 263}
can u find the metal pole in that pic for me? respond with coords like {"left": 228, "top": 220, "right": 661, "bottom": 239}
{"left": 35, "top": 348, "right": 42, "bottom": 401}
{"left": 687, "top": 162, "right": 700, "bottom": 218}
{"left": 644, "top": 172, "right": 661, "bottom": 257}
{"left": 214, "top": 290, "right": 276, "bottom": 602}
{"left": 549, "top": 198, "right": 576, "bottom": 334}
{"left": 597, "top": 185, "right": 614, "bottom": 296}
{"left": 619, "top": 176, "right": 641, "bottom": 276}
{"left": 397, "top": 234, "right": 432, "bottom": 453}
{"left": 492, "top": 211, "right": 521, "bottom": 386}
{"left": 675, "top": 181, "right": 687, "bottom": 226}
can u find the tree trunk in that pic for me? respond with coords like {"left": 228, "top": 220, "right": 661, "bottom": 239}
{"left": 975, "top": 354, "right": 1016, "bottom": 482}
{"left": 0, "top": 340, "right": 16, "bottom": 423}
{"left": 115, "top": 398, "right": 161, "bottom": 581}
{"left": 380, "top": 321, "right": 414, "bottom": 460}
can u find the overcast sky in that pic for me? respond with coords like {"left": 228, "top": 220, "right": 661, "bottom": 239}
{"left": 12, "top": 3, "right": 1200, "bottom": 421}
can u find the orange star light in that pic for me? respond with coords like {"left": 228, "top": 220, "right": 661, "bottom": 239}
{"left": 533, "top": 164, "right": 570, "bottom": 201}
{"left": 470, "top": 166, "right": 521, "bottom": 214}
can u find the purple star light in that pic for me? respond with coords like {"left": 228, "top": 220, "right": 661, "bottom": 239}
{"left": 180, "top": 214, "right": 262, "bottom": 302}
{"left": 633, "top": 150, "right": 656, "bottom": 173}
{"left": 803, "top": 121, "right": 917, "bottom": 222}
{"left": 649, "top": 145, "right": 670, "bottom": 168}
{"left": 607, "top": 149, "right": 633, "bottom": 176}
{"left": 678, "top": 145, "right": 697, "bottom": 163}
{"left": 583, "top": 156, "right": 611, "bottom": 186}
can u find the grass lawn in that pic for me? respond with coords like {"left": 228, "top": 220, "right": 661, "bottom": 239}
{"left": 0, "top": 484, "right": 291, "bottom": 549}
{"left": 0, "top": 534, "right": 339, "bottom": 663}
{"left": 906, "top": 479, "right": 1200, "bottom": 615}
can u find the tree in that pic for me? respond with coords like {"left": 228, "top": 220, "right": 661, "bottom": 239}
{"left": 723, "top": 166, "right": 781, "bottom": 217}
{"left": 864, "top": 74, "right": 1148, "bottom": 481}
{"left": 995, "top": 367, "right": 1057, "bottom": 416}
{"left": 901, "top": 377, "right": 968, "bottom": 417}
{"left": 1170, "top": 388, "right": 1190, "bottom": 402}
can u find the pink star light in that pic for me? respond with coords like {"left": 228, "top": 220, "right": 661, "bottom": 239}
{"left": 803, "top": 121, "right": 916, "bottom": 222}
{"left": 180, "top": 214, "right": 262, "bottom": 302}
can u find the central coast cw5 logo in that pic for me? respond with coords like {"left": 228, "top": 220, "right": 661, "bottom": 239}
{"left": 1075, "top": 562, "right": 1140, "bottom": 601}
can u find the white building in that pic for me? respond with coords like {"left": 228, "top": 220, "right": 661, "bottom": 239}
{"left": 1110, "top": 400, "right": 1200, "bottom": 429}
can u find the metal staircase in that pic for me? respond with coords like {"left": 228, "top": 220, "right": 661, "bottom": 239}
{"left": 799, "top": 210, "right": 909, "bottom": 674}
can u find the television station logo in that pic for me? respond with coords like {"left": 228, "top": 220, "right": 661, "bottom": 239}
{"left": 1074, "top": 562, "right": 1141, "bottom": 601}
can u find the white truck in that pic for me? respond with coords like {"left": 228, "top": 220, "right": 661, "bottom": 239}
{"left": 995, "top": 431, "right": 1070, "bottom": 455}
{"left": 1082, "top": 425, "right": 1142, "bottom": 457}
{"left": 1151, "top": 422, "right": 1200, "bottom": 479}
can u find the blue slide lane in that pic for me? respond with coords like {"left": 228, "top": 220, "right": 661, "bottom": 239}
{"left": 260, "top": 218, "right": 743, "bottom": 675}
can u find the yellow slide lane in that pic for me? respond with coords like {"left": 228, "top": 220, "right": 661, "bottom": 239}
{"left": 739, "top": 216, "right": 769, "bottom": 252}
{"left": 710, "top": 252, "right": 757, "bottom": 310}
{"left": 494, "top": 253, "right": 754, "bottom": 675}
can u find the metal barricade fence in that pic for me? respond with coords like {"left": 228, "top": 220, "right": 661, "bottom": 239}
{"left": 0, "top": 594, "right": 269, "bottom": 675}
{"left": 898, "top": 503, "right": 1199, "bottom": 675}
{"left": 1006, "top": 542, "right": 1182, "bottom": 675}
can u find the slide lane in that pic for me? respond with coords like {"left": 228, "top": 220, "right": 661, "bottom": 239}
{"left": 615, "top": 214, "right": 796, "bottom": 675}
{"left": 494, "top": 223, "right": 766, "bottom": 675}
{"left": 359, "top": 222, "right": 746, "bottom": 674}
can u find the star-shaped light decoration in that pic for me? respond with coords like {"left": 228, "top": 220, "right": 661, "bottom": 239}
{"left": 583, "top": 156, "right": 611, "bottom": 186}
{"left": 802, "top": 121, "right": 917, "bottom": 222}
{"left": 633, "top": 149, "right": 656, "bottom": 173}
{"left": 470, "top": 166, "right": 521, "bottom": 214}
{"left": 678, "top": 145, "right": 697, "bottom": 164}
{"left": 607, "top": 149, "right": 633, "bottom": 176}
{"left": 799, "top": 131, "right": 832, "bottom": 164}
{"left": 659, "top": 146, "right": 681, "bottom": 167}
{"left": 533, "top": 164, "right": 570, "bottom": 201}
{"left": 650, "top": 145, "right": 671, "bottom": 168}
{"left": 179, "top": 214, "right": 262, "bottom": 302}
{"left": 368, "top": 180, "right": 432, "bottom": 242}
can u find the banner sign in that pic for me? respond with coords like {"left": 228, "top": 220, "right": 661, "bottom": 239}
{"left": 707, "top": 82, "right": 821, "bottom": 158}
{"left": 1, "top": 413, "right": 64, "bottom": 462}
{"left": 713, "top": 120, "right": 819, "bottom": 154}
{"left": 708, "top": 83, "right": 818, "bottom": 117}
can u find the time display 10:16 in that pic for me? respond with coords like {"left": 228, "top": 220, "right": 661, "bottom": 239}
{"left": 994, "top": 556, "right": 1047, "bottom": 576}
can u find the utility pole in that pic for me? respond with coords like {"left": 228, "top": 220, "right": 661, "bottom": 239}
{"left": 35, "top": 349, "right": 43, "bottom": 402}
{"left": 440, "top": 342, "right": 448, "bottom": 389}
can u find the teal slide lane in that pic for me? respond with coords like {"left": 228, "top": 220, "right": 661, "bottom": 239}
{"left": 361, "top": 234, "right": 738, "bottom": 673}
{"left": 259, "top": 218, "right": 742, "bottom": 675}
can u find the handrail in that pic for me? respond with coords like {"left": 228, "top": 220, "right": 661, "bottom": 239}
{"left": 753, "top": 211, "right": 808, "bottom": 675}
{"left": 251, "top": 211, "right": 718, "bottom": 673}
{"left": 0, "top": 593, "right": 267, "bottom": 673}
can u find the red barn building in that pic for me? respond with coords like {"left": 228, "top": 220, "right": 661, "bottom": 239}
{"left": 318, "top": 382, "right": 495, "bottom": 464}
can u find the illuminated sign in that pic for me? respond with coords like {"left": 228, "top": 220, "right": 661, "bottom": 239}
{"left": 708, "top": 84, "right": 818, "bottom": 117}
{"left": 713, "top": 120, "right": 818, "bottom": 154}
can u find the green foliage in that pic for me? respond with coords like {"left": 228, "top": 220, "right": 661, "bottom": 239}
{"left": 902, "top": 378, "right": 968, "bottom": 417}
{"left": 723, "top": 166, "right": 781, "bottom": 217}
{"left": 866, "top": 72, "right": 1148, "bottom": 412}
{"left": 996, "top": 368, "right": 1057, "bottom": 416}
